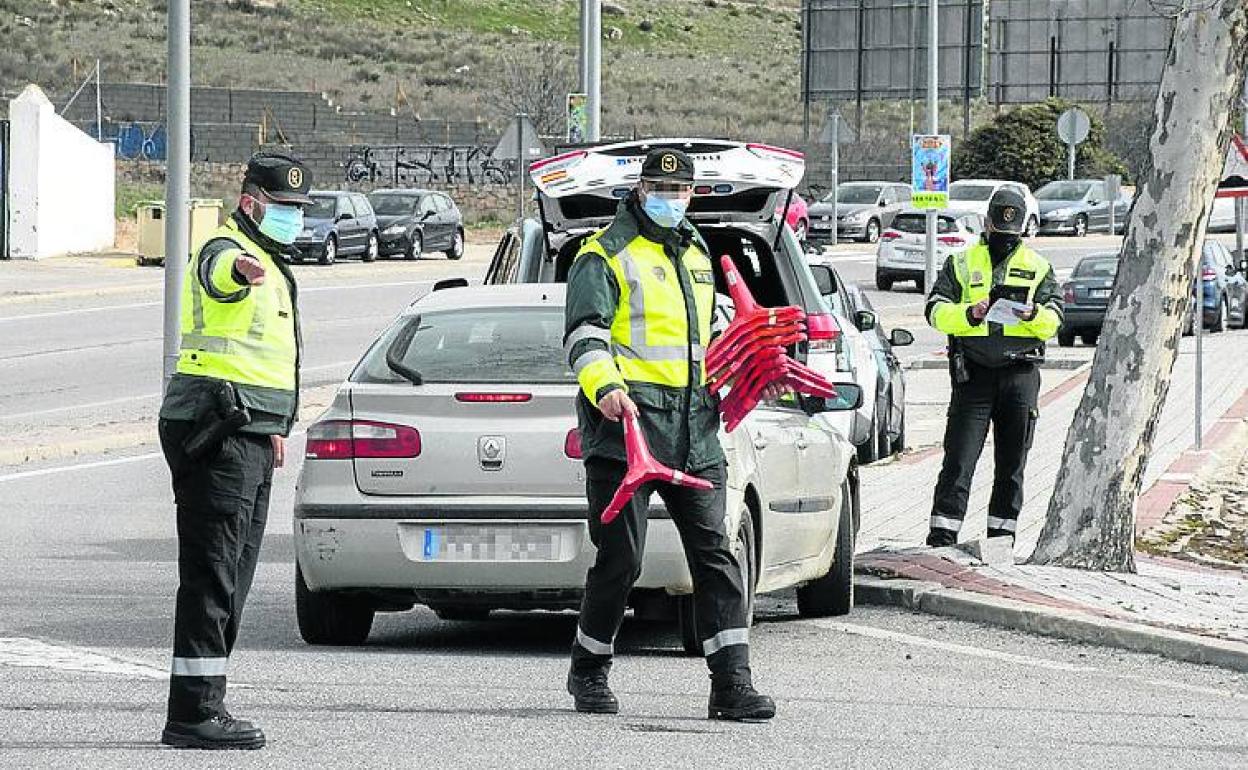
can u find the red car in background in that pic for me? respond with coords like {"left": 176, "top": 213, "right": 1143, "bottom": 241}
{"left": 776, "top": 191, "right": 809, "bottom": 243}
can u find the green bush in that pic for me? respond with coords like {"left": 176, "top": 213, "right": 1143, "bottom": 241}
{"left": 116, "top": 181, "right": 164, "bottom": 220}
{"left": 952, "top": 99, "right": 1129, "bottom": 189}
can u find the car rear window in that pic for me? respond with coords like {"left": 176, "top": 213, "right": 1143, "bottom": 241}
{"left": 306, "top": 196, "right": 336, "bottom": 219}
{"left": 891, "top": 214, "right": 958, "bottom": 234}
{"left": 1073, "top": 257, "right": 1119, "bottom": 278}
{"left": 352, "top": 308, "right": 575, "bottom": 385}
{"left": 950, "top": 184, "right": 995, "bottom": 201}
{"left": 370, "top": 194, "right": 419, "bottom": 216}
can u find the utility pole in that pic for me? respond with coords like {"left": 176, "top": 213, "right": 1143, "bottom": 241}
{"left": 162, "top": 0, "right": 190, "bottom": 389}
{"left": 585, "top": 0, "right": 602, "bottom": 141}
{"left": 924, "top": 0, "right": 939, "bottom": 293}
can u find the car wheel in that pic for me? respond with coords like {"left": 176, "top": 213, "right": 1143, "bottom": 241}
{"left": 446, "top": 229, "right": 465, "bottom": 260}
{"left": 863, "top": 219, "right": 881, "bottom": 244}
{"left": 796, "top": 477, "right": 856, "bottom": 618}
{"left": 1211, "top": 296, "right": 1228, "bottom": 333}
{"left": 875, "top": 403, "right": 891, "bottom": 459}
{"left": 405, "top": 231, "right": 423, "bottom": 261}
{"left": 1025, "top": 215, "right": 1039, "bottom": 237}
{"left": 1058, "top": 329, "right": 1076, "bottom": 347}
{"left": 1073, "top": 214, "right": 1088, "bottom": 237}
{"left": 676, "top": 509, "right": 756, "bottom": 656}
{"left": 319, "top": 235, "right": 337, "bottom": 266}
{"left": 856, "top": 412, "right": 880, "bottom": 464}
{"left": 875, "top": 272, "right": 894, "bottom": 291}
{"left": 433, "top": 607, "right": 491, "bottom": 622}
{"left": 363, "top": 232, "right": 378, "bottom": 263}
{"left": 295, "top": 563, "right": 374, "bottom": 645}
{"left": 1080, "top": 331, "right": 1100, "bottom": 345}
{"left": 891, "top": 417, "right": 906, "bottom": 456}
{"left": 794, "top": 220, "right": 808, "bottom": 243}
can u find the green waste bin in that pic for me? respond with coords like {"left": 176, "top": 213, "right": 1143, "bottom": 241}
{"left": 134, "top": 199, "right": 225, "bottom": 267}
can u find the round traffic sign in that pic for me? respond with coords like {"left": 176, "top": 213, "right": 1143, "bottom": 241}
{"left": 1057, "top": 108, "right": 1091, "bottom": 145}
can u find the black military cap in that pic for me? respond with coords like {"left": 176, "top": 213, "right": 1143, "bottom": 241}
{"left": 640, "top": 148, "right": 695, "bottom": 184}
{"left": 987, "top": 187, "right": 1028, "bottom": 234}
{"left": 244, "top": 151, "right": 314, "bottom": 205}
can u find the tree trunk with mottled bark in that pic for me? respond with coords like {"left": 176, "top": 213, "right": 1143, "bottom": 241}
{"left": 1028, "top": 1, "right": 1248, "bottom": 571}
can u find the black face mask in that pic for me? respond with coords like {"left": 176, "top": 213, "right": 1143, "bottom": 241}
{"left": 987, "top": 231, "right": 1022, "bottom": 264}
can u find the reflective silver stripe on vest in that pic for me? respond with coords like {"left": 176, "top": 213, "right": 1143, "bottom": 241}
{"left": 171, "top": 656, "right": 228, "bottom": 677}
{"left": 930, "top": 514, "right": 962, "bottom": 533}
{"left": 572, "top": 348, "right": 614, "bottom": 375}
{"left": 180, "top": 333, "right": 291, "bottom": 364}
{"left": 702, "top": 627, "right": 749, "bottom": 656}
{"left": 612, "top": 342, "right": 705, "bottom": 361}
{"left": 190, "top": 269, "right": 206, "bottom": 335}
{"left": 575, "top": 626, "right": 614, "bottom": 656}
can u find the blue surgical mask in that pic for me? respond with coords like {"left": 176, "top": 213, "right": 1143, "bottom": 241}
{"left": 258, "top": 203, "right": 304, "bottom": 245}
{"left": 642, "top": 192, "right": 688, "bottom": 229}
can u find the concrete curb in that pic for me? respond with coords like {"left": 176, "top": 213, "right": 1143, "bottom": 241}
{"left": 856, "top": 575, "right": 1248, "bottom": 673}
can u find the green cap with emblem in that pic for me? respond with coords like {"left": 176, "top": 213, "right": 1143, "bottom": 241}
{"left": 243, "top": 151, "right": 314, "bottom": 205}
{"left": 639, "top": 148, "right": 695, "bottom": 184}
{"left": 987, "top": 188, "right": 1028, "bottom": 235}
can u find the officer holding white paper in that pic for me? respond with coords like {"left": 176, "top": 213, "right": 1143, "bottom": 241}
{"left": 923, "top": 188, "right": 1063, "bottom": 547}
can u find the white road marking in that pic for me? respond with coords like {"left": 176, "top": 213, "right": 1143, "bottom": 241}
{"left": 0, "top": 452, "right": 164, "bottom": 483}
{"left": 0, "top": 637, "right": 167, "bottom": 680}
{"left": 818, "top": 254, "right": 876, "bottom": 264}
{"left": 812, "top": 619, "right": 1096, "bottom": 672}
{"left": 0, "top": 360, "right": 356, "bottom": 421}
{"left": 0, "top": 279, "right": 431, "bottom": 323}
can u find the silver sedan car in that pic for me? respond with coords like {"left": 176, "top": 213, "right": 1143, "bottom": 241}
{"left": 293, "top": 283, "right": 862, "bottom": 651}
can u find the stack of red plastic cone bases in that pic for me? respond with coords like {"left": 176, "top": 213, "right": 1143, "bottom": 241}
{"left": 707, "top": 255, "right": 839, "bottom": 433}
{"left": 600, "top": 413, "right": 714, "bottom": 524}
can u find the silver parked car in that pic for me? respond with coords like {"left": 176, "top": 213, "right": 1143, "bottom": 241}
{"left": 293, "top": 283, "right": 863, "bottom": 652}
{"left": 807, "top": 181, "right": 913, "bottom": 244}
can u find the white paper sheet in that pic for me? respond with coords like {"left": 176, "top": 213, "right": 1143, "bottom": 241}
{"left": 984, "top": 299, "right": 1033, "bottom": 326}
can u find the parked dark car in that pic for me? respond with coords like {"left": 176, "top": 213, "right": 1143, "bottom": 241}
{"left": 807, "top": 181, "right": 912, "bottom": 245}
{"left": 1187, "top": 240, "right": 1248, "bottom": 334}
{"left": 1035, "top": 179, "right": 1130, "bottom": 237}
{"left": 292, "top": 191, "right": 379, "bottom": 265}
{"left": 809, "top": 260, "right": 912, "bottom": 461}
{"left": 368, "top": 189, "right": 466, "bottom": 260}
{"left": 1058, "top": 252, "right": 1118, "bottom": 346}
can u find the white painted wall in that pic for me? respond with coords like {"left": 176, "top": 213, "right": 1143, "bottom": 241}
{"left": 7, "top": 85, "right": 115, "bottom": 260}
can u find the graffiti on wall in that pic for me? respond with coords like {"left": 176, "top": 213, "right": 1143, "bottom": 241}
{"left": 344, "top": 145, "right": 516, "bottom": 186}
{"left": 90, "top": 122, "right": 168, "bottom": 161}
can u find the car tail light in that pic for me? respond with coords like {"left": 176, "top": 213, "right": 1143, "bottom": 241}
{"left": 564, "top": 429, "right": 583, "bottom": 459}
{"left": 806, "top": 312, "right": 841, "bottom": 352}
{"left": 937, "top": 236, "right": 966, "bottom": 247}
{"left": 1201, "top": 267, "right": 1217, "bottom": 281}
{"left": 528, "top": 150, "right": 586, "bottom": 174}
{"left": 305, "top": 419, "right": 422, "bottom": 460}
{"left": 1063, "top": 284, "right": 1075, "bottom": 303}
{"left": 880, "top": 230, "right": 902, "bottom": 242}
{"left": 455, "top": 392, "right": 532, "bottom": 403}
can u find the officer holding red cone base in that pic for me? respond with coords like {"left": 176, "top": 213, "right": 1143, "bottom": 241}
{"left": 563, "top": 147, "right": 775, "bottom": 722}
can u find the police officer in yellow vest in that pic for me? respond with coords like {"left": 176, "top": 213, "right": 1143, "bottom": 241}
{"left": 156, "top": 151, "right": 311, "bottom": 750}
{"left": 563, "top": 148, "right": 774, "bottom": 722}
{"left": 925, "top": 188, "right": 1063, "bottom": 547}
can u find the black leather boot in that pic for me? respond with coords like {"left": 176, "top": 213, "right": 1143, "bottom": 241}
{"left": 567, "top": 668, "right": 619, "bottom": 714}
{"left": 708, "top": 683, "right": 776, "bottom": 722}
{"left": 161, "top": 715, "right": 266, "bottom": 750}
{"left": 926, "top": 527, "right": 958, "bottom": 547}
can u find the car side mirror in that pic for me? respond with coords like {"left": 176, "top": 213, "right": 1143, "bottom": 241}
{"left": 854, "top": 309, "right": 877, "bottom": 332}
{"left": 890, "top": 328, "right": 915, "bottom": 347}
{"left": 809, "top": 264, "right": 836, "bottom": 297}
{"left": 337, "top": 212, "right": 353, "bottom": 222}
{"left": 1228, "top": 263, "right": 1238, "bottom": 277}
{"left": 1239, "top": 260, "right": 1248, "bottom": 274}
{"left": 1088, "top": 199, "right": 1101, "bottom": 206}
{"left": 421, "top": 210, "right": 434, "bottom": 221}
{"left": 801, "top": 384, "right": 864, "bottom": 414}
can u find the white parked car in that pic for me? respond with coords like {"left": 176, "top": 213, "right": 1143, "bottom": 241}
{"left": 875, "top": 209, "right": 985, "bottom": 292}
{"left": 949, "top": 179, "right": 1040, "bottom": 237}
{"left": 293, "top": 282, "right": 865, "bottom": 653}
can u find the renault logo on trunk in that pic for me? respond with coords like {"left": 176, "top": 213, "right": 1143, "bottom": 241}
{"left": 478, "top": 436, "right": 506, "bottom": 470}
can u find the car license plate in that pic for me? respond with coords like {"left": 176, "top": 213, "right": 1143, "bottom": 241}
{"left": 414, "top": 525, "right": 571, "bottom": 562}
{"left": 1089, "top": 289, "right": 1111, "bottom": 299}
{"left": 897, "top": 248, "right": 923, "bottom": 262}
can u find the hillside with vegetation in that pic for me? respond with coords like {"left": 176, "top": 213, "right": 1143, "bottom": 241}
{"left": 5, "top": 0, "right": 807, "bottom": 141}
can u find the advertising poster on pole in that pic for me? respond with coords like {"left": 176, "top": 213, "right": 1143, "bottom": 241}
{"left": 911, "top": 134, "right": 951, "bottom": 209}
{"left": 567, "top": 93, "right": 588, "bottom": 144}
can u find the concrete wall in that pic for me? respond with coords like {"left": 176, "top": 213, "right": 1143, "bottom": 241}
{"left": 8, "top": 85, "right": 114, "bottom": 260}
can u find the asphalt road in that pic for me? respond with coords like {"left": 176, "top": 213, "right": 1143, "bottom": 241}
{"left": 3, "top": 232, "right": 1247, "bottom": 766}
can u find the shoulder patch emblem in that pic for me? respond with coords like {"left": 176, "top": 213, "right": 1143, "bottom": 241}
{"left": 652, "top": 265, "right": 667, "bottom": 282}
{"left": 970, "top": 270, "right": 984, "bottom": 286}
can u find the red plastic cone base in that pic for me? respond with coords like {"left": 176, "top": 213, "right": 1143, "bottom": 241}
{"left": 600, "top": 413, "right": 714, "bottom": 525}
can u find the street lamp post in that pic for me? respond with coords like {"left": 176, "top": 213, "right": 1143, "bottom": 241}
{"left": 162, "top": 0, "right": 190, "bottom": 389}
{"left": 924, "top": 0, "right": 939, "bottom": 293}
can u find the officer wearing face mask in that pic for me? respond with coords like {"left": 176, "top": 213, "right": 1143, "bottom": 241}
{"left": 924, "top": 188, "right": 1063, "bottom": 548}
{"left": 562, "top": 148, "right": 775, "bottom": 722}
{"left": 156, "top": 151, "right": 311, "bottom": 750}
